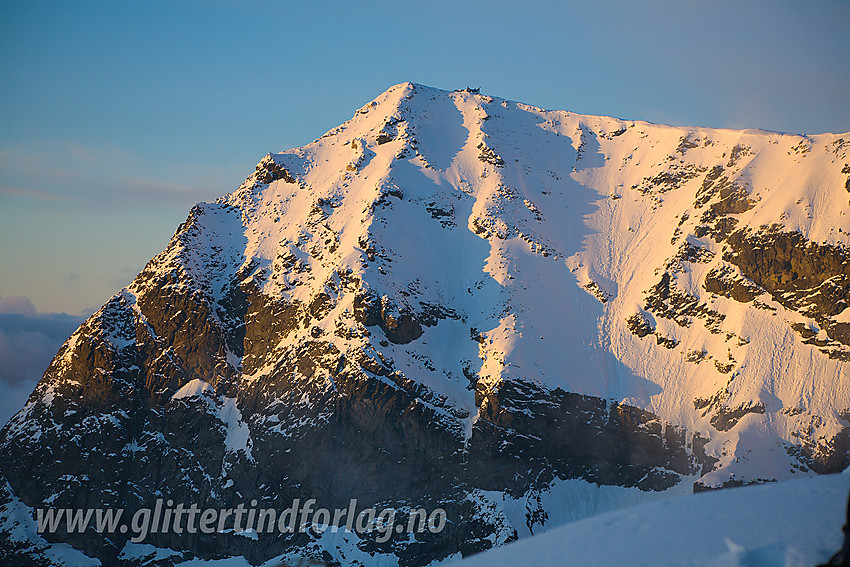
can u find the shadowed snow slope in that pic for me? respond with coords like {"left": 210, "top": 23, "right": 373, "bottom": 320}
{"left": 450, "top": 472, "right": 850, "bottom": 567}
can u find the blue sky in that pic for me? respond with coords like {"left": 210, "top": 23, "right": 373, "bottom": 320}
{"left": 0, "top": 1, "right": 848, "bottom": 422}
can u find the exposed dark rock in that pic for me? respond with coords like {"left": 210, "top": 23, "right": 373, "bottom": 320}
{"left": 470, "top": 381, "right": 710, "bottom": 494}
{"left": 675, "top": 133, "right": 700, "bottom": 155}
{"left": 426, "top": 202, "right": 455, "bottom": 228}
{"left": 704, "top": 265, "right": 763, "bottom": 303}
{"left": 693, "top": 165, "right": 756, "bottom": 239}
{"left": 634, "top": 163, "right": 706, "bottom": 194}
{"left": 254, "top": 154, "right": 297, "bottom": 185}
{"left": 476, "top": 143, "right": 505, "bottom": 167}
{"left": 666, "top": 241, "right": 714, "bottom": 272}
{"left": 470, "top": 216, "right": 510, "bottom": 240}
{"left": 626, "top": 313, "right": 654, "bottom": 337}
{"left": 693, "top": 477, "right": 770, "bottom": 493}
{"left": 710, "top": 402, "right": 765, "bottom": 431}
{"left": 695, "top": 165, "right": 726, "bottom": 208}
{"left": 352, "top": 290, "right": 423, "bottom": 344}
{"left": 685, "top": 349, "right": 708, "bottom": 363}
{"left": 655, "top": 334, "right": 679, "bottom": 349}
{"left": 725, "top": 228, "right": 850, "bottom": 350}
{"left": 694, "top": 210, "right": 739, "bottom": 242}
{"left": 710, "top": 186, "right": 756, "bottom": 215}
{"left": 726, "top": 144, "right": 753, "bottom": 168}
{"left": 790, "top": 322, "right": 831, "bottom": 347}
{"left": 626, "top": 312, "right": 678, "bottom": 349}
{"left": 583, "top": 281, "right": 610, "bottom": 303}
{"left": 376, "top": 117, "right": 402, "bottom": 145}
{"left": 644, "top": 272, "right": 725, "bottom": 332}
{"left": 786, "top": 424, "right": 850, "bottom": 474}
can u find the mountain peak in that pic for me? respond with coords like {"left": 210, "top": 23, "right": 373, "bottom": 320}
{"left": 2, "top": 84, "right": 849, "bottom": 566}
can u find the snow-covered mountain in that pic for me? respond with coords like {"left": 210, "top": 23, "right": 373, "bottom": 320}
{"left": 2, "top": 82, "right": 849, "bottom": 566}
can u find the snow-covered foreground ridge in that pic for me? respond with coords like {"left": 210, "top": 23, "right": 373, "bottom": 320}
{"left": 1, "top": 82, "right": 849, "bottom": 565}
{"left": 449, "top": 472, "right": 850, "bottom": 567}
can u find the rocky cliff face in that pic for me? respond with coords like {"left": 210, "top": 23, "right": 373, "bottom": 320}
{"left": 2, "top": 83, "right": 849, "bottom": 566}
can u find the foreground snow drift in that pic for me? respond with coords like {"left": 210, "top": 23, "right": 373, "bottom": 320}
{"left": 449, "top": 473, "right": 849, "bottom": 567}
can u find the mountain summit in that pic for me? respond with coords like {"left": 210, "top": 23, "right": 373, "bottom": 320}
{"left": 2, "top": 82, "right": 849, "bottom": 565}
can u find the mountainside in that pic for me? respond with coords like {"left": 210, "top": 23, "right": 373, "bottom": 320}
{"left": 2, "top": 82, "right": 849, "bottom": 566}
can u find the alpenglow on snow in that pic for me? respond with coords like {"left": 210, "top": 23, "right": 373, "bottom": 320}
{"left": 1, "top": 82, "right": 849, "bottom": 566}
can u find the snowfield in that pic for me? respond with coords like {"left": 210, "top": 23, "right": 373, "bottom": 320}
{"left": 449, "top": 472, "right": 849, "bottom": 567}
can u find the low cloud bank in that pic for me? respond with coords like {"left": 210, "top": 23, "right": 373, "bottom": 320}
{"left": 0, "top": 295, "right": 84, "bottom": 426}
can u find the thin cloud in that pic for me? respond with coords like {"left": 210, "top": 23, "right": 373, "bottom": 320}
{"left": 0, "top": 141, "right": 222, "bottom": 209}
{"left": 0, "top": 183, "right": 64, "bottom": 201}
{"left": 63, "top": 141, "right": 132, "bottom": 164}
{"left": 122, "top": 177, "right": 208, "bottom": 199}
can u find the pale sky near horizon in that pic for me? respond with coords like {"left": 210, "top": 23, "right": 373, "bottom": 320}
{"left": 1, "top": 0, "right": 849, "bottom": 316}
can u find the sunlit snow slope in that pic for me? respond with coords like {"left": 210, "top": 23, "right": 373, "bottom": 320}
{"left": 217, "top": 82, "right": 850, "bottom": 484}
